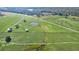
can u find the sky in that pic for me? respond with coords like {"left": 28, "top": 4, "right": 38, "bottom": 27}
{"left": 0, "top": 0, "right": 79, "bottom": 7}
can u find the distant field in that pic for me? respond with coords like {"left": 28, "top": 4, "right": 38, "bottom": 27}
{"left": 0, "top": 12, "right": 79, "bottom": 51}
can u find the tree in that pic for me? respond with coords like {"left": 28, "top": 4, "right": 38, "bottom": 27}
{"left": 65, "top": 14, "right": 69, "bottom": 18}
{"left": 5, "top": 36, "right": 11, "bottom": 43}
{"left": 24, "top": 20, "right": 26, "bottom": 22}
{"left": 15, "top": 25, "right": 19, "bottom": 29}
{"left": 59, "top": 13, "right": 63, "bottom": 16}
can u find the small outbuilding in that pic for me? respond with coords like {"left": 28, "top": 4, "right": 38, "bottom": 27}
{"left": 7, "top": 28, "right": 12, "bottom": 32}
{"left": 30, "top": 22, "right": 39, "bottom": 26}
{"left": 25, "top": 29, "right": 29, "bottom": 32}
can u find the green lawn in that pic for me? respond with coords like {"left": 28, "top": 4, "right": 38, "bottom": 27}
{"left": 0, "top": 12, "right": 79, "bottom": 51}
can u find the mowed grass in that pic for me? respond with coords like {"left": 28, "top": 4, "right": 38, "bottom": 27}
{"left": 40, "top": 16, "right": 79, "bottom": 32}
{"left": 0, "top": 12, "right": 79, "bottom": 50}
{"left": 0, "top": 13, "right": 22, "bottom": 32}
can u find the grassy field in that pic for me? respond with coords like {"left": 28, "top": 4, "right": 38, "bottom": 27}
{"left": 0, "top": 12, "right": 79, "bottom": 51}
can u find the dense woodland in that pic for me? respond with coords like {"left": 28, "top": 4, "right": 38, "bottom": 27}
{"left": 0, "top": 7, "right": 79, "bottom": 16}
